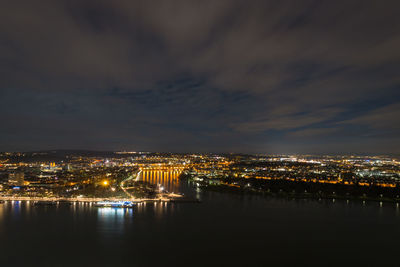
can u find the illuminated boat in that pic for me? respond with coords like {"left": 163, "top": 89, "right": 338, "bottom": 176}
{"left": 94, "top": 201, "right": 135, "bottom": 208}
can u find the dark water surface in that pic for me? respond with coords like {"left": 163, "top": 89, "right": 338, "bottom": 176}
{"left": 0, "top": 182, "right": 399, "bottom": 267}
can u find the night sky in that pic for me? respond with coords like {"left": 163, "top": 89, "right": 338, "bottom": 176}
{"left": 1, "top": 0, "right": 399, "bottom": 154}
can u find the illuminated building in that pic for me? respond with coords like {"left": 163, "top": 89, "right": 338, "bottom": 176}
{"left": 8, "top": 172, "right": 25, "bottom": 186}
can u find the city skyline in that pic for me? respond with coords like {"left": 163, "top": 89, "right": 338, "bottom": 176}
{"left": 1, "top": 1, "right": 399, "bottom": 154}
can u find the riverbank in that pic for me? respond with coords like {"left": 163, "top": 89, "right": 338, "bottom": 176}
{"left": 0, "top": 195, "right": 200, "bottom": 204}
{"left": 195, "top": 179, "right": 400, "bottom": 205}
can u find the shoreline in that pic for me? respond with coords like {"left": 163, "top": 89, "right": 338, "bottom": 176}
{"left": 0, "top": 196, "right": 200, "bottom": 204}
{"left": 200, "top": 184, "right": 400, "bottom": 205}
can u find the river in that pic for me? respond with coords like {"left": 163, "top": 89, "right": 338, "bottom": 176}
{"left": 0, "top": 177, "right": 399, "bottom": 266}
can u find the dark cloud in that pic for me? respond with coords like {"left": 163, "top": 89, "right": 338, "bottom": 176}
{"left": 0, "top": 0, "right": 399, "bottom": 153}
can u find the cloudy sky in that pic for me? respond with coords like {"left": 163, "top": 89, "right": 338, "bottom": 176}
{"left": 1, "top": 0, "right": 399, "bottom": 154}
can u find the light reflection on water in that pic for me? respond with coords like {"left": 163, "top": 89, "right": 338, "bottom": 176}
{"left": 141, "top": 170, "right": 181, "bottom": 193}
{"left": 10, "top": 200, "right": 22, "bottom": 218}
{"left": 97, "top": 207, "right": 133, "bottom": 235}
